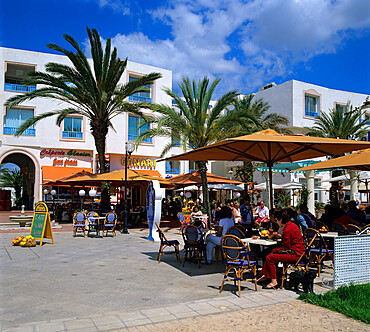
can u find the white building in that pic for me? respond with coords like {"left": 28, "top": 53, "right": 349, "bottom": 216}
{"left": 210, "top": 80, "right": 369, "bottom": 207}
{"left": 0, "top": 47, "right": 174, "bottom": 207}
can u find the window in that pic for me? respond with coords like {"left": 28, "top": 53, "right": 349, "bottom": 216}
{"left": 305, "top": 95, "right": 320, "bottom": 117}
{"left": 3, "top": 108, "right": 35, "bottom": 136}
{"left": 128, "top": 77, "right": 152, "bottom": 103}
{"left": 336, "top": 104, "right": 347, "bottom": 113}
{"left": 166, "top": 160, "right": 180, "bottom": 174}
{"left": 128, "top": 115, "right": 152, "bottom": 143}
{"left": 189, "top": 161, "right": 197, "bottom": 172}
{"left": 62, "top": 117, "right": 83, "bottom": 139}
{"left": 4, "top": 63, "right": 36, "bottom": 93}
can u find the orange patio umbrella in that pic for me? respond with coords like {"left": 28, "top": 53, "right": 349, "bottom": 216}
{"left": 62, "top": 168, "right": 174, "bottom": 188}
{"left": 294, "top": 148, "right": 370, "bottom": 172}
{"left": 169, "top": 171, "right": 243, "bottom": 187}
{"left": 161, "top": 129, "right": 370, "bottom": 208}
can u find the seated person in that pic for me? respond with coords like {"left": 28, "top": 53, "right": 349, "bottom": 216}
{"left": 334, "top": 208, "right": 354, "bottom": 227}
{"left": 255, "top": 201, "right": 269, "bottom": 227}
{"left": 299, "top": 204, "right": 316, "bottom": 229}
{"left": 346, "top": 200, "right": 366, "bottom": 226}
{"left": 191, "top": 205, "right": 203, "bottom": 227}
{"left": 257, "top": 208, "right": 305, "bottom": 289}
{"left": 204, "top": 206, "right": 234, "bottom": 264}
{"left": 287, "top": 207, "right": 307, "bottom": 231}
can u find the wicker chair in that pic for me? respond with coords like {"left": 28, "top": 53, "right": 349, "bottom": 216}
{"left": 332, "top": 222, "right": 348, "bottom": 235}
{"left": 304, "top": 228, "right": 334, "bottom": 277}
{"left": 219, "top": 234, "right": 258, "bottom": 296}
{"left": 226, "top": 225, "right": 246, "bottom": 239}
{"left": 182, "top": 225, "right": 205, "bottom": 268}
{"left": 346, "top": 224, "right": 362, "bottom": 235}
{"left": 280, "top": 241, "right": 309, "bottom": 289}
{"left": 155, "top": 222, "right": 181, "bottom": 263}
{"left": 73, "top": 212, "right": 86, "bottom": 237}
{"left": 103, "top": 212, "right": 117, "bottom": 237}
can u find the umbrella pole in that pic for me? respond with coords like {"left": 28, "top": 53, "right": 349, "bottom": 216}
{"left": 268, "top": 163, "right": 273, "bottom": 209}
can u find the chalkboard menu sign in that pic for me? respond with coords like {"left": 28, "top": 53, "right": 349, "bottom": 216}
{"left": 30, "top": 202, "right": 54, "bottom": 246}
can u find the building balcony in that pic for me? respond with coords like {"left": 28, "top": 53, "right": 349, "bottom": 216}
{"left": 62, "top": 131, "right": 83, "bottom": 139}
{"left": 129, "top": 95, "right": 152, "bottom": 103}
{"left": 127, "top": 134, "right": 152, "bottom": 143}
{"left": 4, "top": 83, "right": 36, "bottom": 93}
{"left": 3, "top": 127, "right": 35, "bottom": 136}
{"left": 305, "top": 110, "right": 319, "bottom": 118}
{"left": 166, "top": 168, "right": 180, "bottom": 174}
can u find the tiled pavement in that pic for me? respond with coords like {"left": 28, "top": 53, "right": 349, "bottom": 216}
{"left": 3, "top": 290, "right": 369, "bottom": 331}
{"left": 1, "top": 226, "right": 368, "bottom": 331}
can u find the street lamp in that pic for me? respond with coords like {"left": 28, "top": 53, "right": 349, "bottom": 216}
{"left": 51, "top": 189, "right": 56, "bottom": 220}
{"left": 43, "top": 189, "right": 49, "bottom": 202}
{"left": 89, "top": 189, "right": 97, "bottom": 211}
{"left": 79, "top": 189, "right": 85, "bottom": 211}
{"left": 123, "top": 142, "right": 134, "bottom": 234}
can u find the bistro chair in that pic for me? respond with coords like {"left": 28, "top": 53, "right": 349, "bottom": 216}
{"left": 155, "top": 222, "right": 181, "bottom": 263}
{"left": 177, "top": 212, "right": 190, "bottom": 230}
{"left": 182, "top": 225, "right": 205, "bottom": 268}
{"left": 72, "top": 212, "right": 86, "bottom": 237}
{"left": 362, "top": 224, "right": 370, "bottom": 234}
{"left": 346, "top": 224, "right": 362, "bottom": 235}
{"left": 103, "top": 212, "right": 117, "bottom": 237}
{"left": 219, "top": 234, "right": 258, "bottom": 296}
{"left": 304, "top": 228, "right": 334, "bottom": 277}
{"left": 280, "top": 241, "right": 310, "bottom": 289}
{"left": 332, "top": 222, "right": 348, "bottom": 236}
{"left": 87, "top": 211, "right": 100, "bottom": 237}
{"left": 226, "top": 225, "right": 246, "bottom": 239}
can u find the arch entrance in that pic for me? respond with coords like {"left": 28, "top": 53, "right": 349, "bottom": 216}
{"left": 1, "top": 151, "right": 38, "bottom": 209}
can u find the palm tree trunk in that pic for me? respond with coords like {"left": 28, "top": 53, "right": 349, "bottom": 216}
{"left": 196, "top": 161, "right": 212, "bottom": 223}
{"left": 92, "top": 125, "right": 110, "bottom": 212}
{"left": 330, "top": 169, "right": 343, "bottom": 207}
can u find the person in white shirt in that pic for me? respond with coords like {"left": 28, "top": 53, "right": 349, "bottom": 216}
{"left": 255, "top": 200, "right": 269, "bottom": 227}
{"left": 232, "top": 203, "right": 242, "bottom": 223}
{"left": 204, "top": 207, "right": 234, "bottom": 264}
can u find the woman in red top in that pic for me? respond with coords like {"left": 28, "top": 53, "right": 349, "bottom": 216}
{"left": 257, "top": 208, "right": 305, "bottom": 289}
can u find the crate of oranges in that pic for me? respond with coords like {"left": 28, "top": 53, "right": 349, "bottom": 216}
{"left": 12, "top": 235, "right": 36, "bottom": 247}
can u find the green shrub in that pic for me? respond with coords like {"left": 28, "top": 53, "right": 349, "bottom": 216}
{"left": 299, "top": 283, "right": 370, "bottom": 324}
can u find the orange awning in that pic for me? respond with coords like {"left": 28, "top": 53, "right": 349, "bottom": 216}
{"left": 135, "top": 169, "right": 163, "bottom": 178}
{"left": 42, "top": 166, "right": 93, "bottom": 184}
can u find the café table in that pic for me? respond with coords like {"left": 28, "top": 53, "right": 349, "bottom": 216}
{"left": 320, "top": 231, "right": 338, "bottom": 238}
{"left": 88, "top": 216, "right": 106, "bottom": 238}
{"left": 242, "top": 237, "right": 278, "bottom": 246}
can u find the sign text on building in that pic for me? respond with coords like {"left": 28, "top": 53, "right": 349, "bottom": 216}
{"left": 121, "top": 156, "right": 156, "bottom": 169}
{"left": 40, "top": 149, "right": 92, "bottom": 158}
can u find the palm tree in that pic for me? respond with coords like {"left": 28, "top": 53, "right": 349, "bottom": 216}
{"left": 306, "top": 101, "right": 370, "bottom": 139}
{"left": 226, "top": 94, "right": 291, "bottom": 135}
{"left": 136, "top": 76, "right": 238, "bottom": 220}
{"left": 0, "top": 168, "right": 23, "bottom": 208}
{"left": 5, "top": 27, "right": 161, "bottom": 210}
{"left": 306, "top": 101, "right": 370, "bottom": 205}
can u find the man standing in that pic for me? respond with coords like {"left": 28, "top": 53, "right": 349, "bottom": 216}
{"left": 255, "top": 201, "right": 269, "bottom": 227}
{"left": 240, "top": 195, "right": 254, "bottom": 235}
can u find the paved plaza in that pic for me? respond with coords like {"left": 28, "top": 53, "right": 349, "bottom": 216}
{"left": 0, "top": 226, "right": 367, "bottom": 331}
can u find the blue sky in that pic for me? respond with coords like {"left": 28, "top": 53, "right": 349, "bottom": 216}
{"left": 1, "top": 0, "right": 369, "bottom": 97}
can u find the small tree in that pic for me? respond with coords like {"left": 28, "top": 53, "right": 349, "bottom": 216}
{"left": 0, "top": 168, "right": 23, "bottom": 208}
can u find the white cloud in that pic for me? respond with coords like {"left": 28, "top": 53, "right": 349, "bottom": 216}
{"left": 97, "top": 0, "right": 370, "bottom": 95}
{"left": 97, "top": 0, "right": 130, "bottom": 15}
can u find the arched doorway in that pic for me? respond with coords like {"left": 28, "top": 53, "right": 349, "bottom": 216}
{"left": 0, "top": 150, "right": 39, "bottom": 210}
